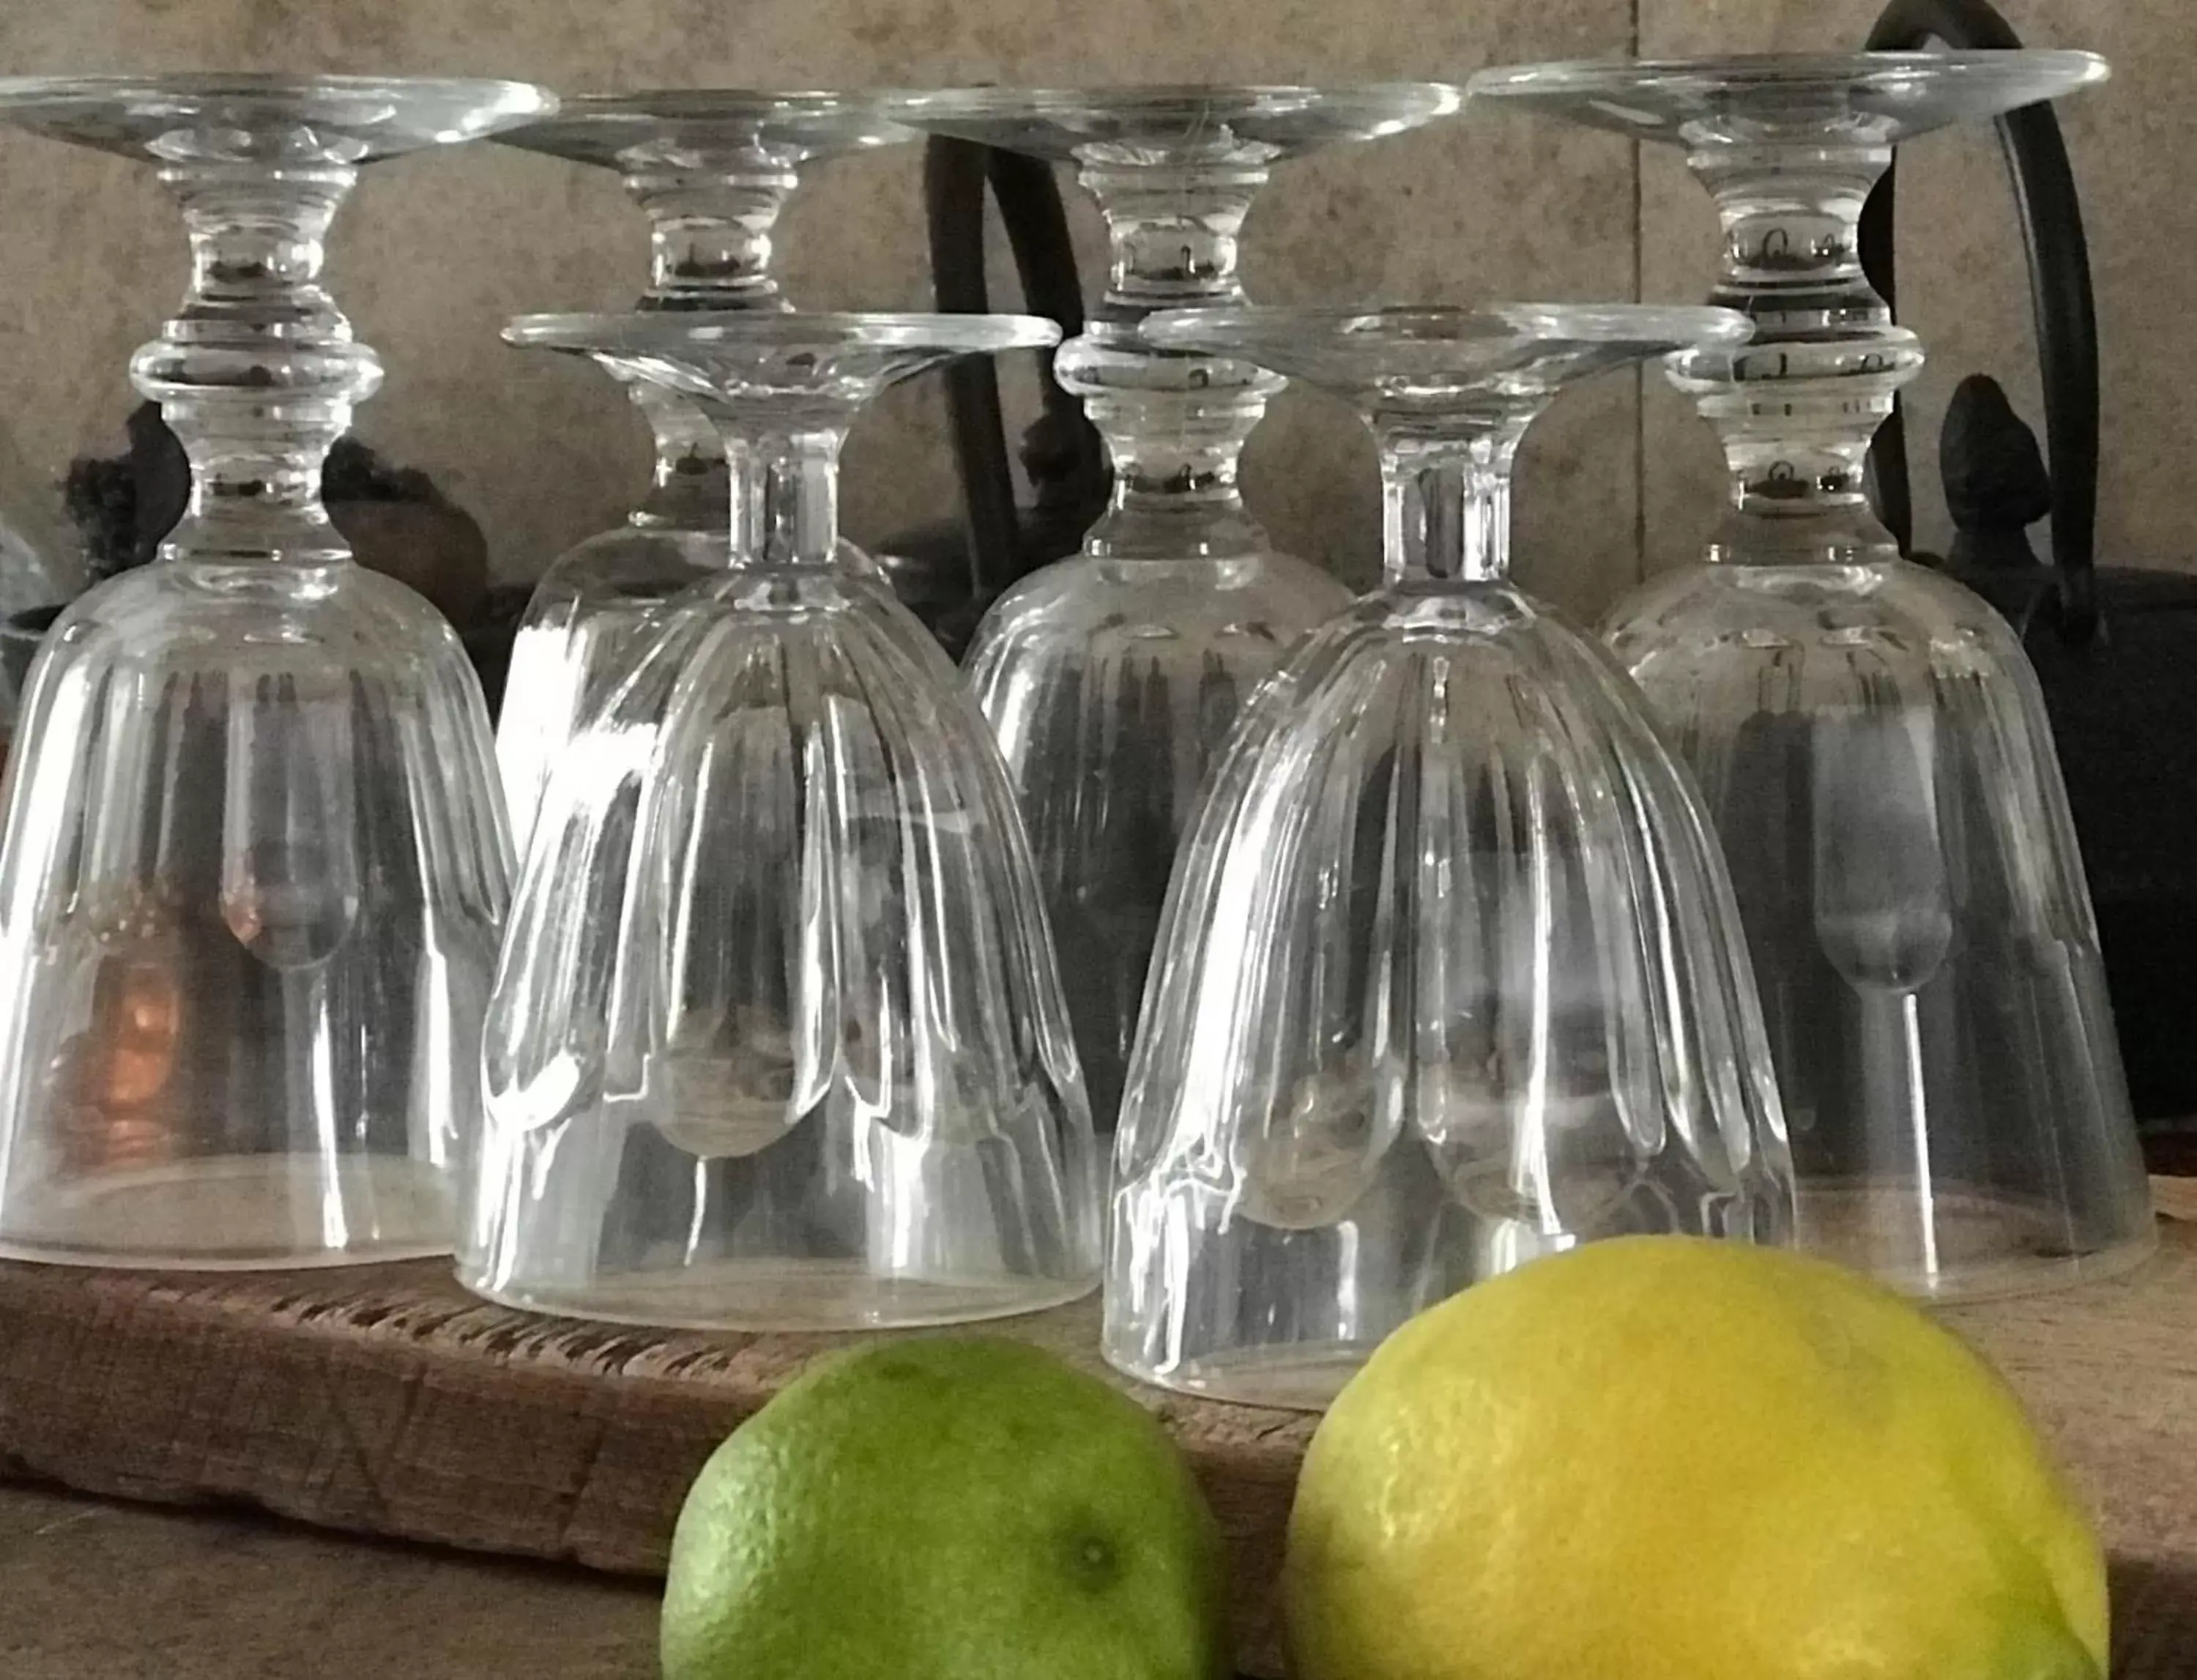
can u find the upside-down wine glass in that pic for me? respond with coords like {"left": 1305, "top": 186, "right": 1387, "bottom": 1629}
{"left": 882, "top": 86, "right": 1462, "bottom": 1129}
{"left": 0, "top": 75, "right": 546, "bottom": 1266}
{"left": 493, "top": 92, "right": 913, "bottom": 848}
{"left": 1114, "top": 304, "right": 1791, "bottom": 1408}
{"left": 462, "top": 311, "right": 1101, "bottom": 1330}
{"left": 1471, "top": 53, "right": 2151, "bottom": 1297}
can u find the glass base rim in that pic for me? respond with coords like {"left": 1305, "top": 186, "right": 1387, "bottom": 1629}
{"left": 459, "top": 1266, "right": 1098, "bottom": 1334}
{"left": 505, "top": 309, "right": 1060, "bottom": 360}
{"left": 0, "top": 1235, "right": 455, "bottom": 1272}
{"left": 1871, "top": 1223, "right": 2159, "bottom": 1304}
{"left": 0, "top": 70, "right": 551, "bottom": 103}
{"left": 1102, "top": 1339, "right": 1379, "bottom": 1413}
{"left": 1471, "top": 50, "right": 2106, "bottom": 95}
{"left": 1792, "top": 1179, "right": 2159, "bottom": 1303}
{"left": 0, "top": 1154, "right": 458, "bottom": 1273}
{"left": 494, "top": 89, "right": 915, "bottom": 168}
{"left": 880, "top": 83, "right": 1463, "bottom": 160}
{"left": 0, "top": 73, "right": 556, "bottom": 160}
{"left": 1468, "top": 51, "right": 2109, "bottom": 158}
{"left": 885, "top": 81, "right": 1461, "bottom": 110}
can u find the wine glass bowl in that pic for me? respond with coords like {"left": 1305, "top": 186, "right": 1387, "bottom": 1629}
{"left": 1475, "top": 51, "right": 2151, "bottom": 1298}
{"left": 463, "top": 311, "right": 1102, "bottom": 1331}
{"left": 0, "top": 75, "right": 540, "bottom": 1267}
{"left": 1108, "top": 303, "right": 1790, "bottom": 1408}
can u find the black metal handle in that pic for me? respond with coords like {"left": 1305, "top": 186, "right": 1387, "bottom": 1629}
{"left": 923, "top": 135, "right": 1104, "bottom": 606}
{"left": 985, "top": 147, "right": 1088, "bottom": 382}
{"left": 925, "top": 137, "right": 1022, "bottom": 605}
{"left": 1861, "top": 0, "right": 2102, "bottom": 641}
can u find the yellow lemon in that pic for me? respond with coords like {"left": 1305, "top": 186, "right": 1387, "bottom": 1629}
{"left": 1288, "top": 1236, "right": 2107, "bottom": 1680}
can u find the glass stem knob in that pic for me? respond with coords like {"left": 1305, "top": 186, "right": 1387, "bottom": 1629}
{"left": 629, "top": 159, "right": 798, "bottom": 311}
{"left": 133, "top": 161, "right": 380, "bottom": 569}
{"left": 1691, "top": 143, "right": 1893, "bottom": 335}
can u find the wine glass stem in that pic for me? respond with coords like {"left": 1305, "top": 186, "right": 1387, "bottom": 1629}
{"left": 1698, "top": 417, "right": 1903, "bottom": 564}
{"left": 176, "top": 169, "right": 346, "bottom": 319}
{"left": 1681, "top": 141, "right": 1912, "bottom": 562}
{"left": 1081, "top": 387, "right": 1270, "bottom": 562}
{"left": 630, "top": 166, "right": 798, "bottom": 310}
{"left": 700, "top": 420, "right": 846, "bottom": 568}
{"left": 620, "top": 167, "right": 797, "bottom": 535}
{"left": 630, "top": 384, "right": 729, "bottom": 531}
{"left": 1082, "top": 161, "right": 1263, "bottom": 314}
{"left": 1379, "top": 426, "right": 1525, "bottom": 585}
{"left": 1063, "top": 160, "right": 1279, "bottom": 564}
{"left": 136, "top": 163, "right": 380, "bottom": 568}
{"left": 1692, "top": 144, "right": 1892, "bottom": 333}
{"left": 1723, "top": 426, "right": 1878, "bottom": 519}
{"left": 166, "top": 419, "right": 354, "bottom": 564}
{"left": 1681, "top": 343, "right": 1915, "bottom": 562}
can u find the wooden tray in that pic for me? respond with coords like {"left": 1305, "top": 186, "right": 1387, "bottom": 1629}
{"left": 3, "top": 1211, "right": 2195, "bottom": 1677}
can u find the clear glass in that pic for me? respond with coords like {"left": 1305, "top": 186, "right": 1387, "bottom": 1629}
{"left": 882, "top": 86, "right": 1462, "bottom": 1130}
{"left": 463, "top": 311, "right": 1101, "bottom": 1331}
{"left": 1471, "top": 53, "right": 2109, "bottom": 335}
{"left": 1114, "top": 305, "right": 1791, "bottom": 1408}
{"left": 0, "top": 75, "right": 544, "bottom": 1267}
{"left": 1473, "top": 53, "right": 2152, "bottom": 1298}
{"left": 0, "top": 418, "right": 86, "bottom": 622}
{"left": 492, "top": 94, "right": 913, "bottom": 852}
{"left": 0, "top": 417, "right": 90, "bottom": 773}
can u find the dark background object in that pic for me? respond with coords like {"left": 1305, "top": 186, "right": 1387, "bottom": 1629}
{"left": 0, "top": 603, "right": 64, "bottom": 706}
{"left": 1865, "top": 0, "right": 2197, "bottom": 1128}
{"left": 877, "top": 135, "right": 1107, "bottom": 658}
{"left": 62, "top": 401, "right": 189, "bottom": 582}
{"left": 461, "top": 584, "right": 532, "bottom": 718}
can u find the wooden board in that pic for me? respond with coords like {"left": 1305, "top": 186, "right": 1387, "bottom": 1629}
{"left": 2, "top": 1215, "right": 2196, "bottom": 1678}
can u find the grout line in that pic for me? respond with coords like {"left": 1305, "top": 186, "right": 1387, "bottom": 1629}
{"left": 1630, "top": 0, "right": 1648, "bottom": 585}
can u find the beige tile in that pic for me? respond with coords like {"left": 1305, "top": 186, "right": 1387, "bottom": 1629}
{"left": 0, "top": 0, "right": 1640, "bottom": 617}
{"left": 1634, "top": 0, "right": 2182, "bottom": 587}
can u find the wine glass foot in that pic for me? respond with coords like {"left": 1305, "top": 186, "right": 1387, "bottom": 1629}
{"left": 469, "top": 1264, "right": 1097, "bottom": 1334}
{"left": 1107, "top": 1342, "right": 1378, "bottom": 1412}
{"left": 1793, "top": 1181, "right": 2158, "bottom": 1302}
{"left": 0, "top": 1154, "right": 456, "bottom": 1270}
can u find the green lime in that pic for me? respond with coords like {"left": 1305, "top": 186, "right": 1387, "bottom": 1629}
{"left": 661, "top": 1337, "right": 1231, "bottom": 1680}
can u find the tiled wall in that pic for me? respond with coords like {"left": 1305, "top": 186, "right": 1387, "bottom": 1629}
{"left": 0, "top": 0, "right": 2172, "bottom": 620}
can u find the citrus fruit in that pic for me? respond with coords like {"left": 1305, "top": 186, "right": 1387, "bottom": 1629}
{"left": 661, "top": 1337, "right": 1230, "bottom": 1680}
{"left": 1287, "top": 1235, "right": 2107, "bottom": 1680}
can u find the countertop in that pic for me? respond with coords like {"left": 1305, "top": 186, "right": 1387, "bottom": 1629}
{"left": 0, "top": 1480, "right": 658, "bottom": 1679}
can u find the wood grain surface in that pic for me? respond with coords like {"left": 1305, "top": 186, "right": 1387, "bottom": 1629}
{"left": 1, "top": 1214, "right": 2193, "bottom": 1677}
